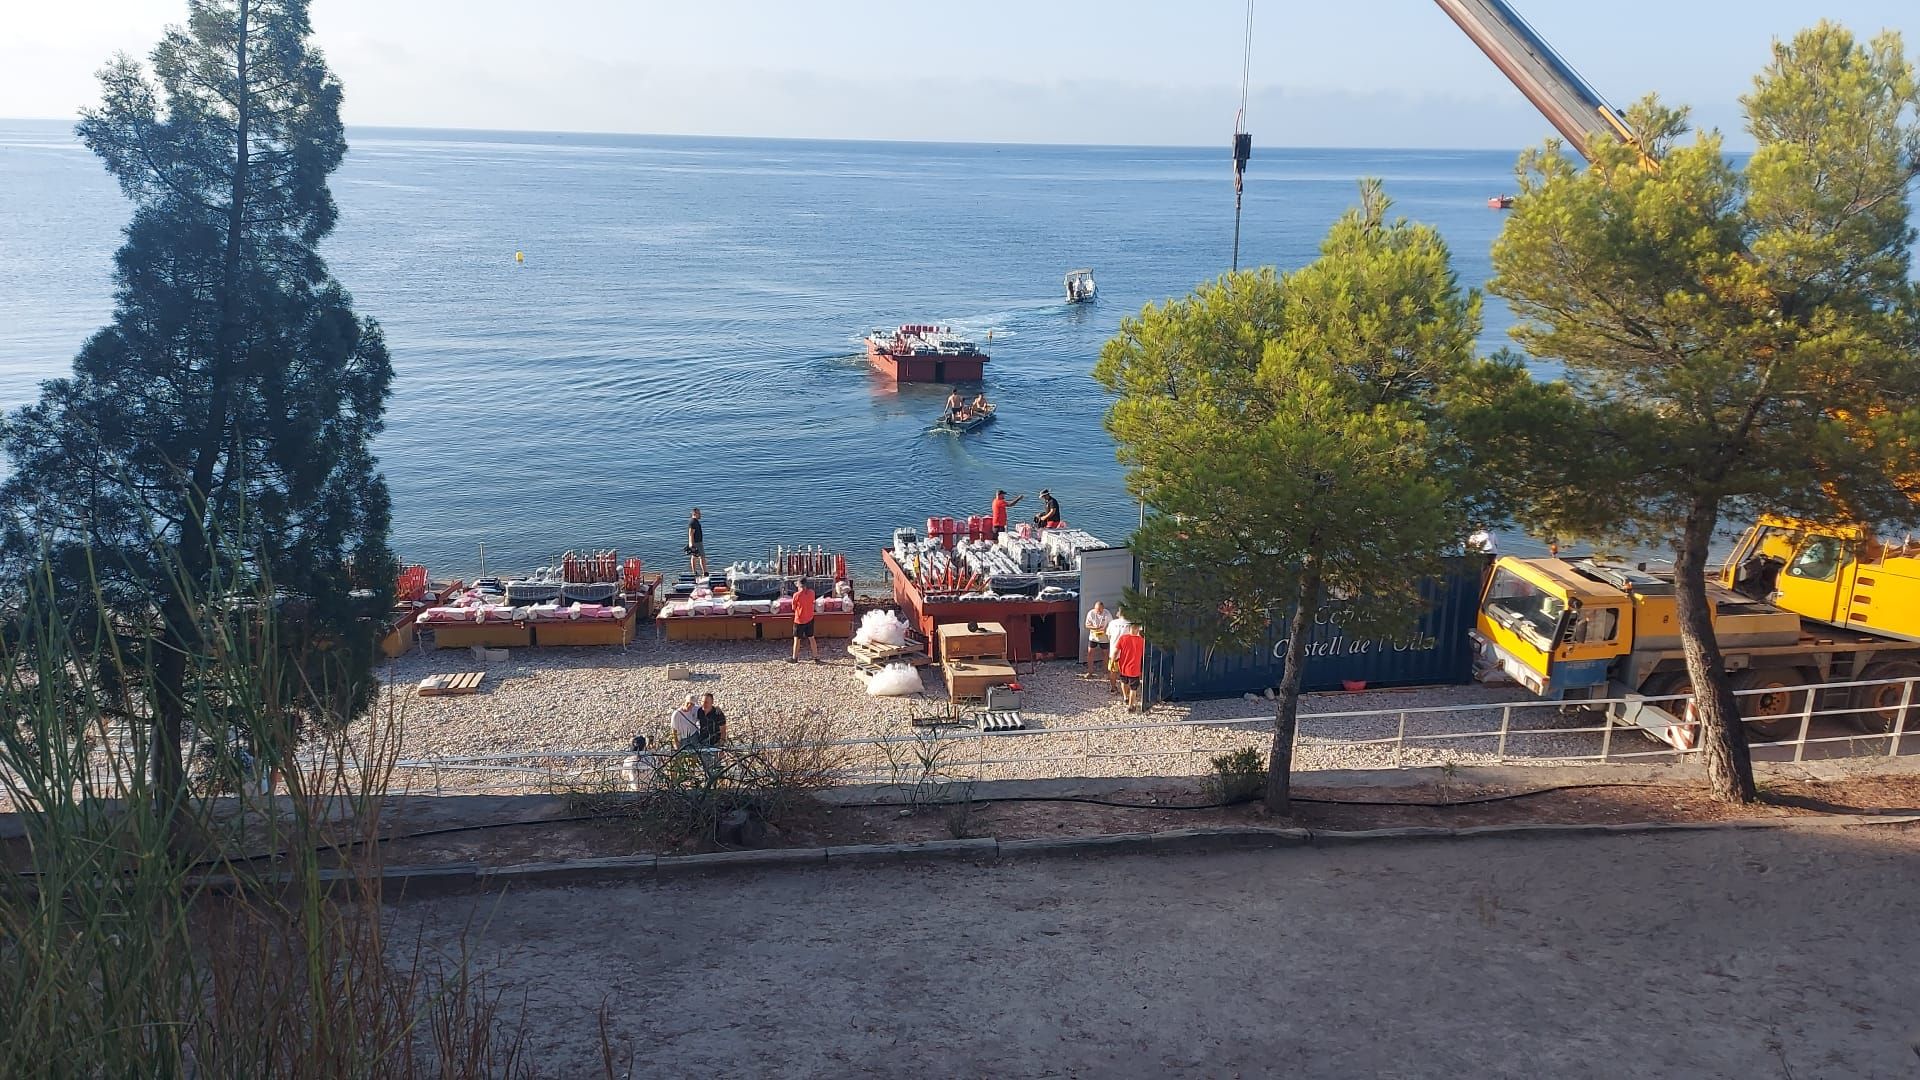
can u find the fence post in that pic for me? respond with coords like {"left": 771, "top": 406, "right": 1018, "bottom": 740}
{"left": 1495, "top": 705, "right": 1512, "bottom": 762}
{"left": 1394, "top": 711, "right": 1408, "bottom": 768}
{"left": 1791, "top": 687, "right": 1818, "bottom": 764}
{"left": 1599, "top": 707, "right": 1615, "bottom": 764}
{"left": 1890, "top": 678, "right": 1915, "bottom": 759}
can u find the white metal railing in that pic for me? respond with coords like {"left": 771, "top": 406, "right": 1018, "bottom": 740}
{"left": 370, "top": 676, "right": 1920, "bottom": 795}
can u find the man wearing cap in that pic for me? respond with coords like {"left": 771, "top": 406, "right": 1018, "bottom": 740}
{"left": 990, "top": 489, "right": 1023, "bottom": 534}
{"left": 1032, "top": 488, "right": 1063, "bottom": 529}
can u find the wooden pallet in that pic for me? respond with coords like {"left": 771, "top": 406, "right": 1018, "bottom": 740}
{"left": 847, "top": 640, "right": 931, "bottom": 667}
{"left": 417, "top": 671, "right": 484, "bottom": 697}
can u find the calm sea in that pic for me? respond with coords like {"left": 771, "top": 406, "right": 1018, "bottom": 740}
{"left": 0, "top": 120, "right": 1532, "bottom": 579}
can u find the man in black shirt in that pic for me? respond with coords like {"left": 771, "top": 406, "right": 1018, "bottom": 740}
{"left": 696, "top": 692, "right": 727, "bottom": 746}
{"left": 687, "top": 507, "right": 707, "bottom": 578}
{"left": 1033, "top": 488, "right": 1062, "bottom": 529}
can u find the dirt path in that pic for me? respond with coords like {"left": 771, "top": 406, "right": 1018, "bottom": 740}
{"left": 394, "top": 824, "right": 1920, "bottom": 1078}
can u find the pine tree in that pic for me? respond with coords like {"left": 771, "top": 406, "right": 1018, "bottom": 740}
{"left": 0, "top": 0, "right": 394, "bottom": 800}
{"left": 1095, "top": 182, "right": 1485, "bottom": 811}
{"left": 1487, "top": 23, "right": 1920, "bottom": 803}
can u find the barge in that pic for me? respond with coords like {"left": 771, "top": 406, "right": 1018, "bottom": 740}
{"left": 865, "top": 324, "right": 989, "bottom": 382}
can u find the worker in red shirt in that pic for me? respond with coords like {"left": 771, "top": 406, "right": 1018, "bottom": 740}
{"left": 789, "top": 583, "right": 821, "bottom": 664}
{"left": 990, "top": 489, "right": 1022, "bottom": 534}
{"left": 1112, "top": 622, "right": 1146, "bottom": 712}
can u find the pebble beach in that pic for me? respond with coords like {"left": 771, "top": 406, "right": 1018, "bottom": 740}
{"left": 376, "top": 632, "right": 1618, "bottom": 795}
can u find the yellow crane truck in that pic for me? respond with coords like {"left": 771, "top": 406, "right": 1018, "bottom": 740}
{"left": 1472, "top": 549, "right": 1920, "bottom": 749}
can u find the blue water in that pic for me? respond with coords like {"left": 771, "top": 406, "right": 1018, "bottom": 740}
{"left": 0, "top": 120, "right": 1528, "bottom": 578}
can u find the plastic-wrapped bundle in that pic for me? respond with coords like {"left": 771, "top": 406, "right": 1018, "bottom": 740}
{"left": 854, "top": 609, "right": 911, "bottom": 647}
{"left": 561, "top": 581, "right": 619, "bottom": 604}
{"left": 1037, "top": 570, "right": 1081, "bottom": 592}
{"left": 727, "top": 571, "right": 784, "bottom": 600}
{"left": 1036, "top": 586, "right": 1080, "bottom": 603}
{"left": 987, "top": 573, "right": 1038, "bottom": 595}
{"left": 865, "top": 662, "right": 925, "bottom": 697}
{"left": 504, "top": 580, "right": 562, "bottom": 605}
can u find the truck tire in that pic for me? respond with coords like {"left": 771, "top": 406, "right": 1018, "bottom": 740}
{"left": 1849, "top": 661, "right": 1920, "bottom": 734}
{"left": 1731, "top": 668, "right": 1809, "bottom": 740}
{"left": 1641, "top": 672, "right": 1699, "bottom": 745}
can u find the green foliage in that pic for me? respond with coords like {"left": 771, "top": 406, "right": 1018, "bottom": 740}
{"left": 1486, "top": 22, "right": 1920, "bottom": 803}
{"left": 1201, "top": 747, "right": 1267, "bottom": 805}
{"left": 0, "top": 0, "right": 395, "bottom": 795}
{"left": 1488, "top": 24, "right": 1920, "bottom": 546}
{"left": 1094, "top": 181, "right": 1484, "bottom": 655}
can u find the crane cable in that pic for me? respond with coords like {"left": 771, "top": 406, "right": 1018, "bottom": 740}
{"left": 1231, "top": 0, "right": 1254, "bottom": 271}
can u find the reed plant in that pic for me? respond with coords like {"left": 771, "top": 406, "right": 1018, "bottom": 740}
{"left": 0, "top": 550, "right": 539, "bottom": 1078}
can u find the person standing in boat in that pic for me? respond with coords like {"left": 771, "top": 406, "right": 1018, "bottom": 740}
{"left": 945, "top": 388, "right": 966, "bottom": 423}
{"left": 686, "top": 508, "right": 707, "bottom": 579}
{"left": 1033, "top": 488, "right": 1063, "bottom": 529}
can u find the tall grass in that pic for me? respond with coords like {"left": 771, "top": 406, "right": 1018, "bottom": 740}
{"left": 0, "top": 553, "right": 538, "bottom": 1078}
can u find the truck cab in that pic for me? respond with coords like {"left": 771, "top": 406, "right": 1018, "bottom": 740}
{"left": 1723, "top": 515, "right": 1920, "bottom": 642}
{"left": 1473, "top": 558, "right": 1631, "bottom": 696}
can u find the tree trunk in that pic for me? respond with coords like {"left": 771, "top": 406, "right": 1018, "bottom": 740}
{"left": 1264, "top": 560, "right": 1321, "bottom": 814}
{"left": 151, "top": 0, "right": 253, "bottom": 806}
{"left": 1672, "top": 499, "right": 1758, "bottom": 804}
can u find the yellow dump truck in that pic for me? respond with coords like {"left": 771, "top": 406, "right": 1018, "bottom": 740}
{"left": 1472, "top": 555, "right": 1920, "bottom": 747}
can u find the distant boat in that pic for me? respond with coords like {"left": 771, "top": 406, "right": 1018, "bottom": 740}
{"left": 1064, "top": 268, "right": 1096, "bottom": 303}
{"left": 935, "top": 402, "right": 997, "bottom": 434}
{"left": 1488, "top": 195, "right": 1515, "bottom": 210}
{"left": 865, "top": 324, "right": 989, "bottom": 382}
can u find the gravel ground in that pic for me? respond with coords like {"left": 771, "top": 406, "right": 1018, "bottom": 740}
{"left": 376, "top": 631, "right": 1608, "bottom": 793}
{"left": 393, "top": 824, "right": 1920, "bottom": 1078}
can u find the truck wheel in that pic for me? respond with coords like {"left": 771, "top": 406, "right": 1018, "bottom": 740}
{"left": 1849, "top": 661, "right": 1920, "bottom": 734}
{"left": 1641, "top": 673, "right": 1698, "bottom": 744}
{"left": 1731, "top": 668, "right": 1809, "bottom": 740}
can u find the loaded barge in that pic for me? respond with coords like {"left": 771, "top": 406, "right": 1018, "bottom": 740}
{"left": 865, "top": 324, "right": 989, "bottom": 382}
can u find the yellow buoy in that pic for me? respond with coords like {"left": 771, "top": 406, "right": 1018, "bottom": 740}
{"left": 514, "top": 251, "right": 524, "bottom": 263}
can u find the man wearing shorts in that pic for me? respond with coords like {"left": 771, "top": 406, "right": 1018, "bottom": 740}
{"left": 1083, "top": 600, "right": 1112, "bottom": 684}
{"left": 789, "top": 582, "right": 821, "bottom": 664}
{"left": 1112, "top": 622, "right": 1146, "bottom": 712}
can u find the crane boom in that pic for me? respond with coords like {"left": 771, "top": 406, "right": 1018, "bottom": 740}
{"left": 1431, "top": 0, "right": 1640, "bottom": 161}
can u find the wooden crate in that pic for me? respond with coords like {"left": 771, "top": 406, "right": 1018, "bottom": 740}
{"left": 417, "top": 671, "right": 484, "bottom": 697}
{"left": 379, "top": 618, "right": 416, "bottom": 659}
{"left": 657, "top": 615, "right": 759, "bottom": 642}
{"left": 428, "top": 621, "right": 530, "bottom": 649}
{"left": 943, "top": 659, "right": 1018, "bottom": 701}
{"left": 533, "top": 610, "right": 637, "bottom": 647}
{"left": 936, "top": 621, "right": 1008, "bottom": 662}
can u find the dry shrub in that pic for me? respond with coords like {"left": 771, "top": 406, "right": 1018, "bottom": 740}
{"left": 615, "top": 707, "right": 856, "bottom": 847}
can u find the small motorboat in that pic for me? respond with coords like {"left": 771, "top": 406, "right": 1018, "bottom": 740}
{"left": 1488, "top": 194, "right": 1515, "bottom": 210}
{"left": 1064, "top": 268, "right": 1096, "bottom": 303}
{"left": 935, "top": 402, "right": 997, "bottom": 434}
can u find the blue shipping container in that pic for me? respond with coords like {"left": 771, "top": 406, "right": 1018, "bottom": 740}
{"left": 1146, "top": 556, "right": 1488, "bottom": 701}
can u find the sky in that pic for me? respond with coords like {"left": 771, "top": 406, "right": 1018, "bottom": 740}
{"left": 4, "top": 1, "right": 1920, "bottom": 147}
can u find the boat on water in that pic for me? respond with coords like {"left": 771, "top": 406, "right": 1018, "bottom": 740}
{"left": 935, "top": 402, "right": 997, "bottom": 434}
{"left": 865, "top": 324, "right": 989, "bottom": 382}
{"left": 1488, "top": 194, "right": 1515, "bottom": 210}
{"left": 1064, "top": 268, "right": 1096, "bottom": 303}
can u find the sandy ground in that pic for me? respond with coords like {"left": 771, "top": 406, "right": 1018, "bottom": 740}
{"left": 394, "top": 824, "right": 1920, "bottom": 1079}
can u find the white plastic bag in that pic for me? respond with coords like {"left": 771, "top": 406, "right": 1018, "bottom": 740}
{"left": 865, "top": 662, "right": 924, "bottom": 697}
{"left": 854, "top": 609, "right": 910, "bottom": 647}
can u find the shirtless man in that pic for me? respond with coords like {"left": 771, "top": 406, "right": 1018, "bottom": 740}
{"left": 945, "top": 388, "right": 966, "bottom": 422}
